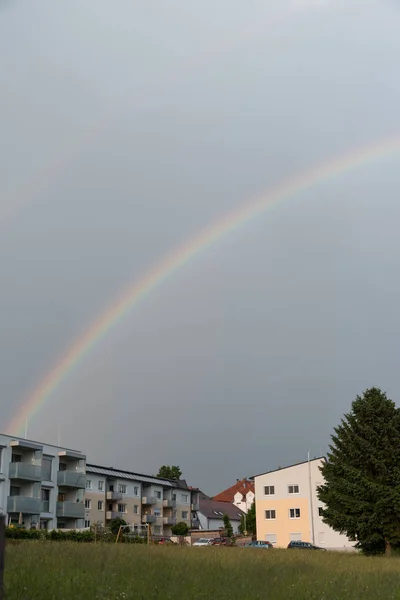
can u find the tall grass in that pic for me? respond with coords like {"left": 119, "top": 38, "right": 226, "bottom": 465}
{"left": 4, "top": 543, "right": 400, "bottom": 599}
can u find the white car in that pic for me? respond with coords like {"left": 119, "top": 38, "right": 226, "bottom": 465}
{"left": 192, "top": 538, "right": 214, "bottom": 547}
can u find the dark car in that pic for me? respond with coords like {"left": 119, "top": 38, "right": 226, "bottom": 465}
{"left": 212, "top": 537, "right": 231, "bottom": 546}
{"left": 287, "top": 540, "right": 325, "bottom": 550}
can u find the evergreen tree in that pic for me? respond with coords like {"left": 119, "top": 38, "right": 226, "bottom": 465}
{"left": 223, "top": 514, "right": 233, "bottom": 538}
{"left": 318, "top": 387, "right": 400, "bottom": 555}
{"left": 239, "top": 502, "right": 256, "bottom": 535}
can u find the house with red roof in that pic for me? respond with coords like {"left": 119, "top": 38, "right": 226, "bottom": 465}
{"left": 213, "top": 478, "right": 255, "bottom": 514}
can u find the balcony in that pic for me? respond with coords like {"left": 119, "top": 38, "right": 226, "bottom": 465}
{"left": 56, "top": 501, "right": 85, "bottom": 519}
{"left": 106, "top": 491, "right": 123, "bottom": 501}
{"left": 9, "top": 462, "right": 42, "bottom": 482}
{"left": 57, "top": 471, "right": 86, "bottom": 489}
{"left": 142, "top": 496, "right": 157, "bottom": 505}
{"left": 106, "top": 511, "right": 121, "bottom": 520}
{"left": 7, "top": 496, "right": 41, "bottom": 514}
{"left": 142, "top": 514, "right": 156, "bottom": 524}
{"left": 163, "top": 516, "right": 177, "bottom": 526}
{"left": 163, "top": 499, "right": 176, "bottom": 508}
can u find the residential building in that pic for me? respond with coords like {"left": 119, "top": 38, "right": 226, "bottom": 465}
{"left": 213, "top": 478, "right": 255, "bottom": 513}
{"left": 0, "top": 433, "right": 86, "bottom": 530}
{"left": 254, "top": 457, "right": 354, "bottom": 550}
{"left": 194, "top": 497, "right": 245, "bottom": 534}
{"left": 84, "top": 464, "right": 191, "bottom": 535}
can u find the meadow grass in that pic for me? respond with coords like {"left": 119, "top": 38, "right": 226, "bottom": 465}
{"left": 4, "top": 542, "right": 400, "bottom": 600}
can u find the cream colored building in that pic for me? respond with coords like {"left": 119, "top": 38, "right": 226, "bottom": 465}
{"left": 84, "top": 464, "right": 191, "bottom": 536}
{"left": 254, "top": 458, "right": 354, "bottom": 550}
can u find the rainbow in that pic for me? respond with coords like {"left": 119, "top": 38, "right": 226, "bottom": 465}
{"left": 7, "top": 133, "right": 400, "bottom": 436}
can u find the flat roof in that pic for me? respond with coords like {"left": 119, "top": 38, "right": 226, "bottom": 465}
{"left": 0, "top": 432, "right": 83, "bottom": 454}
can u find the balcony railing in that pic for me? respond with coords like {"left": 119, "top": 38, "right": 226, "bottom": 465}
{"left": 163, "top": 499, "right": 176, "bottom": 508}
{"left": 163, "top": 516, "right": 177, "bottom": 526}
{"left": 141, "top": 496, "right": 157, "bottom": 505}
{"left": 142, "top": 514, "right": 156, "bottom": 524}
{"left": 106, "top": 511, "right": 121, "bottom": 520}
{"left": 7, "top": 496, "right": 41, "bottom": 514}
{"left": 56, "top": 501, "right": 85, "bottom": 519}
{"left": 9, "top": 462, "right": 42, "bottom": 482}
{"left": 106, "top": 491, "right": 123, "bottom": 501}
{"left": 57, "top": 471, "right": 86, "bottom": 489}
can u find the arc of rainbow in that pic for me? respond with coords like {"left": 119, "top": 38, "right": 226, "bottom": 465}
{"left": 7, "top": 133, "right": 400, "bottom": 437}
{"left": 0, "top": 0, "right": 331, "bottom": 231}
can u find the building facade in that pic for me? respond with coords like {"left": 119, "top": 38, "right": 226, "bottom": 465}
{"left": 254, "top": 457, "right": 354, "bottom": 550}
{"left": 84, "top": 464, "right": 192, "bottom": 535}
{"left": 0, "top": 433, "right": 86, "bottom": 530}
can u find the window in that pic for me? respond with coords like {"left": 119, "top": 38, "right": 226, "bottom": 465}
{"left": 181, "top": 493, "right": 189, "bottom": 504}
{"left": 155, "top": 491, "right": 162, "bottom": 499}
{"left": 264, "top": 486, "right": 275, "bottom": 495}
{"left": 59, "top": 462, "right": 67, "bottom": 471}
{"left": 265, "top": 510, "right": 276, "bottom": 520}
{"left": 118, "top": 484, "right": 127, "bottom": 494}
{"left": 172, "top": 493, "right": 176, "bottom": 501}
{"left": 182, "top": 511, "right": 188, "bottom": 519}
{"left": 11, "top": 454, "right": 22, "bottom": 463}
{"left": 290, "top": 532, "right": 302, "bottom": 541}
{"left": 86, "top": 480, "right": 92, "bottom": 490}
{"left": 41, "top": 489, "right": 50, "bottom": 512}
{"left": 98, "top": 501, "right": 104, "bottom": 511}
{"left": 154, "top": 509, "right": 161, "bottom": 517}
{"left": 318, "top": 531, "right": 325, "bottom": 544}
{"left": 118, "top": 504, "right": 126, "bottom": 513}
{"left": 42, "top": 458, "right": 52, "bottom": 481}
{"left": 288, "top": 485, "right": 299, "bottom": 494}
{"left": 266, "top": 534, "right": 277, "bottom": 545}
{"left": 318, "top": 507, "right": 324, "bottom": 517}
{"left": 58, "top": 493, "right": 66, "bottom": 502}
{"left": 289, "top": 508, "right": 301, "bottom": 519}
{"left": 85, "top": 499, "right": 91, "bottom": 509}
{"left": 133, "top": 505, "right": 139, "bottom": 514}
{"left": 10, "top": 486, "right": 20, "bottom": 497}
{"left": 133, "top": 486, "right": 139, "bottom": 496}
{"left": 98, "top": 481, "right": 104, "bottom": 491}
{"left": 84, "top": 520, "right": 90, "bottom": 528}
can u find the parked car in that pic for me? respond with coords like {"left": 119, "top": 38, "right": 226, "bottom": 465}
{"left": 192, "top": 538, "right": 214, "bottom": 547}
{"left": 244, "top": 540, "right": 273, "bottom": 549}
{"left": 287, "top": 541, "right": 325, "bottom": 550}
{"left": 212, "top": 537, "right": 232, "bottom": 546}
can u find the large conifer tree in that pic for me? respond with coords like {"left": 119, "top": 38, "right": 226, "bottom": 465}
{"left": 318, "top": 387, "right": 400, "bottom": 554}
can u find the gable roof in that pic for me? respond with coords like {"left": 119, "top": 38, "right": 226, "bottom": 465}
{"left": 213, "top": 479, "right": 254, "bottom": 503}
{"left": 252, "top": 456, "right": 326, "bottom": 479}
{"left": 198, "top": 498, "right": 245, "bottom": 521}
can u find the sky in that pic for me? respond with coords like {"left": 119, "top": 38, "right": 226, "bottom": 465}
{"left": 1, "top": 0, "right": 400, "bottom": 494}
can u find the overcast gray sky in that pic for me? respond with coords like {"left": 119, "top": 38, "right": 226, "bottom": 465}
{"left": 1, "top": 0, "right": 400, "bottom": 493}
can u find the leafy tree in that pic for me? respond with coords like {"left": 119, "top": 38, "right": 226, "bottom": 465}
{"left": 318, "top": 387, "right": 400, "bottom": 555}
{"left": 157, "top": 465, "right": 182, "bottom": 480}
{"left": 239, "top": 502, "right": 256, "bottom": 535}
{"left": 171, "top": 521, "right": 189, "bottom": 536}
{"left": 223, "top": 514, "right": 233, "bottom": 538}
{"left": 109, "top": 517, "right": 127, "bottom": 535}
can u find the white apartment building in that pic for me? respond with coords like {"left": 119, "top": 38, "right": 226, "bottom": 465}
{"left": 0, "top": 433, "right": 86, "bottom": 530}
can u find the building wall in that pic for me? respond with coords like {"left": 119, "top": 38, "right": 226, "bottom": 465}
{"left": 255, "top": 459, "right": 354, "bottom": 549}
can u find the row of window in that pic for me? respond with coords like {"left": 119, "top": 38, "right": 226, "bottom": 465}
{"left": 265, "top": 507, "right": 324, "bottom": 520}
{"left": 264, "top": 485, "right": 299, "bottom": 496}
{"left": 83, "top": 499, "right": 189, "bottom": 519}
{"left": 85, "top": 480, "right": 189, "bottom": 503}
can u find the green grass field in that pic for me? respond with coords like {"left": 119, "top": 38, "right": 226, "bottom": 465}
{"left": 4, "top": 543, "right": 400, "bottom": 600}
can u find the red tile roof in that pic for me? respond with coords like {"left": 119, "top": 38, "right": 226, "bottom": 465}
{"left": 213, "top": 479, "right": 255, "bottom": 503}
